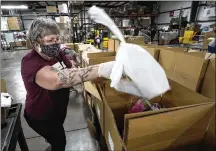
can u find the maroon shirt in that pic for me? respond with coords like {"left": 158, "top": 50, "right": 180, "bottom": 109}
{"left": 21, "top": 50, "right": 71, "bottom": 120}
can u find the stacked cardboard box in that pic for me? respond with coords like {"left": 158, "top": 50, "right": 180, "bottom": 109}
{"left": 46, "top": 6, "right": 57, "bottom": 13}
{"left": 7, "top": 17, "right": 20, "bottom": 30}
{"left": 125, "top": 36, "right": 145, "bottom": 45}
{"left": 108, "top": 38, "right": 120, "bottom": 52}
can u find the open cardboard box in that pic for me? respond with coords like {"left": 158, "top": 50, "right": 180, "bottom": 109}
{"left": 159, "top": 49, "right": 209, "bottom": 92}
{"left": 96, "top": 79, "right": 214, "bottom": 151}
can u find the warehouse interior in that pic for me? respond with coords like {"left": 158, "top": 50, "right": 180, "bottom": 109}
{"left": 1, "top": 1, "right": 215, "bottom": 151}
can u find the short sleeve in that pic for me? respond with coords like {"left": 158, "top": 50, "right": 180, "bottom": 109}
{"left": 21, "top": 57, "right": 45, "bottom": 84}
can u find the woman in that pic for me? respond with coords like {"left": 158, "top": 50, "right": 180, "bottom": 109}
{"left": 21, "top": 18, "right": 114, "bottom": 151}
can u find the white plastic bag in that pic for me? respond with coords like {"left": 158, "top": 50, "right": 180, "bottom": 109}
{"left": 1, "top": 93, "right": 13, "bottom": 107}
{"left": 88, "top": 6, "right": 170, "bottom": 100}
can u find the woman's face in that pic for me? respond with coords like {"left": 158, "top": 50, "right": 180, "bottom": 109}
{"left": 36, "top": 34, "right": 61, "bottom": 60}
{"left": 40, "top": 34, "right": 60, "bottom": 45}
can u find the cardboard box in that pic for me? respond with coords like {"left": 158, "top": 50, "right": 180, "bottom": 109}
{"left": 87, "top": 52, "right": 116, "bottom": 58}
{"left": 86, "top": 56, "right": 115, "bottom": 66}
{"left": 84, "top": 82, "right": 102, "bottom": 101}
{"left": 159, "top": 49, "right": 209, "bottom": 92}
{"left": 93, "top": 97, "right": 105, "bottom": 135}
{"left": 1, "top": 79, "right": 7, "bottom": 93}
{"left": 199, "top": 57, "right": 216, "bottom": 150}
{"left": 108, "top": 39, "right": 115, "bottom": 52}
{"left": 46, "top": 6, "right": 57, "bottom": 13}
{"left": 115, "top": 39, "right": 120, "bottom": 51}
{"left": 65, "top": 43, "right": 78, "bottom": 52}
{"left": 140, "top": 46, "right": 160, "bottom": 61}
{"left": 99, "top": 79, "right": 214, "bottom": 151}
{"left": 200, "top": 58, "right": 215, "bottom": 100}
{"left": 126, "top": 36, "right": 145, "bottom": 45}
{"left": 7, "top": 17, "right": 20, "bottom": 30}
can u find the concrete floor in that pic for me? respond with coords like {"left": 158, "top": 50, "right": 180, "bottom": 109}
{"left": 1, "top": 50, "right": 99, "bottom": 151}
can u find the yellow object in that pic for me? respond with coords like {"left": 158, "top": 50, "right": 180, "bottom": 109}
{"left": 179, "top": 30, "right": 196, "bottom": 44}
{"left": 1, "top": 79, "right": 7, "bottom": 93}
{"left": 103, "top": 37, "right": 109, "bottom": 48}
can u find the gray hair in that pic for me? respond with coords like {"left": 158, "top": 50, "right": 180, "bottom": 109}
{"left": 27, "top": 18, "right": 60, "bottom": 47}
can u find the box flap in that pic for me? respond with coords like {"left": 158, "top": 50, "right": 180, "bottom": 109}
{"left": 101, "top": 86, "right": 128, "bottom": 151}
{"left": 88, "top": 56, "right": 115, "bottom": 65}
{"left": 84, "top": 82, "right": 102, "bottom": 101}
{"left": 125, "top": 103, "right": 214, "bottom": 150}
{"left": 87, "top": 51, "right": 116, "bottom": 58}
{"left": 200, "top": 58, "right": 215, "bottom": 100}
{"left": 159, "top": 49, "right": 209, "bottom": 91}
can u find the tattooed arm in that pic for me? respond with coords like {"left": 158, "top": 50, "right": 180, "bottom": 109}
{"left": 35, "top": 65, "right": 99, "bottom": 90}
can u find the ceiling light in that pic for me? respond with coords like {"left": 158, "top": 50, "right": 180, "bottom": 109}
{"left": 1, "top": 5, "right": 28, "bottom": 10}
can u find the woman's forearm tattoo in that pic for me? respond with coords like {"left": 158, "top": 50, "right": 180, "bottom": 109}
{"left": 51, "top": 65, "right": 98, "bottom": 88}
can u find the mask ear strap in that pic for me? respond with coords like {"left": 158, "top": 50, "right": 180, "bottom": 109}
{"left": 37, "top": 44, "right": 42, "bottom": 52}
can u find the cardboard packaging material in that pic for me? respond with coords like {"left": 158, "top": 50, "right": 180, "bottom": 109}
{"left": 93, "top": 97, "right": 105, "bottom": 135}
{"left": 82, "top": 51, "right": 116, "bottom": 67}
{"left": 108, "top": 39, "right": 120, "bottom": 52}
{"left": 140, "top": 46, "right": 160, "bottom": 61}
{"left": 108, "top": 39, "right": 115, "bottom": 52}
{"left": 87, "top": 52, "right": 116, "bottom": 58}
{"left": 1, "top": 79, "right": 7, "bottom": 93}
{"left": 95, "top": 79, "right": 214, "bottom": 151}
{"left": 126, "top": 36, "right": 145, "bottom": 45}
{"left": 84, "top": 56, "right": 115, "bottom": 66}
{"left": 7, "top": 17, "right": 20, "bottom": 30}
{"left": 199, "top": 58, "right": 215, "bottom": 150}
{"left": 200, "top": 58, "right": 215, "bottom": 100}
{"left": 115, "top": 39, "right": 120, "bottom": 51}
{"left": 46, "top": 6, "right": 57, "bottom": 13}
{"left": 65, "top": 43, "right": 78, "bottom": 52}
{"left": 159, "top": 49, "right": 209, "bottom": 92}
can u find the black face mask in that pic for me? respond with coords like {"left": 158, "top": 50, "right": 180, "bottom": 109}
{"left": 40, "top": 43, "right": 60, "bottom": 58}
